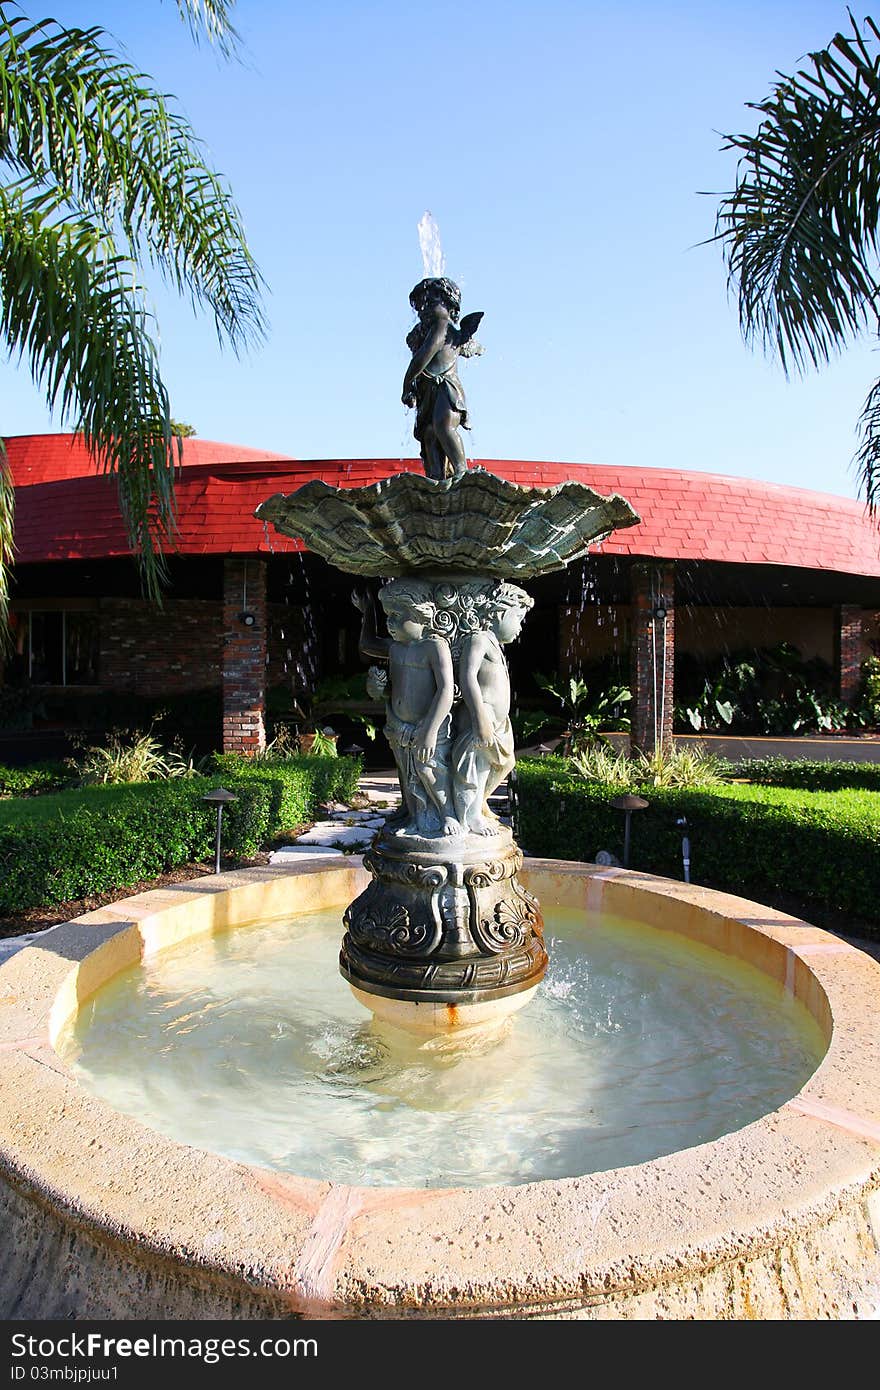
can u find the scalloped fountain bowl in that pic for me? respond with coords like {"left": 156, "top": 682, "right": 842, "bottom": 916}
{"left": 254, "top": 469, "right": 640, "bottom": 578}
{"left": 2, "top": 858, "right": 879, "bottom": 1320}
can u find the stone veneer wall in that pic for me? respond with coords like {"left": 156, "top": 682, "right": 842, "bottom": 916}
{"left": 630, "top": 562, "right": 675, "bottom": 753}
{"left": 222, "top": 558, "right": 266, "bottom": 754}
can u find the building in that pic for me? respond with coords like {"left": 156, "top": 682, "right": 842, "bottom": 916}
{"left": 4, "top": 433, "right": 880, "bottom": 759}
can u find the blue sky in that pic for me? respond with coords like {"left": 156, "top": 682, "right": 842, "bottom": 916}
{"left": 2, "top": 0, "right": 879, "bottom": 499}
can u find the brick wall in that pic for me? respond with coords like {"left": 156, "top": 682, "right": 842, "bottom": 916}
{"left": 838, "top": 604, "right": 863, "bottom": 706}
{"left": 99, "top": 598, "right": 221, "bottom": 696}
{"left": 630, "top": 562, "right": 675, "bottom": 754}
{"left": 222, "top": 558, "right": 266, "bottom": 754}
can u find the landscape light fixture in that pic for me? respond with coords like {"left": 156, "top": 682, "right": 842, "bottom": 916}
{"left": 201, "top": 787, "right": 238, "bottom": 875}
{"left": 610, "top": 793, "right": 649, "bottom": 868}
{"left": 238, "top": 611, "right": 256, "bottom": 627}
{"left": 653, "top": 604, "right": 667, "bottom": 621}
{"left": 676, "top": 816, "right": 691, "bottom": 884}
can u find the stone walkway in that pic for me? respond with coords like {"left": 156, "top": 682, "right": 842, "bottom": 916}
{"left": 267, "top": 773, "right": 401, "bottom": 865}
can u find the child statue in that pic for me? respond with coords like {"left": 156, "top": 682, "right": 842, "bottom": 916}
{"left": 452, "top": 582, "right": 534, "bottom": 835}
{"left": 353, "top": 585, "right": 458, "bottom": 838}
{"left": 402, "top": 277, "right": 484, "bottom": 481}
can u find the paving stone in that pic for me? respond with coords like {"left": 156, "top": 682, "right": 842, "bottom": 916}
{"left": 296, "top": 824, "right": 375, "bottom": 847}
{"left": 0, "top": 927, "right": 56, "bottom": 962}
{"left": 268, "top": 845, "right": 345, "bottom": 863}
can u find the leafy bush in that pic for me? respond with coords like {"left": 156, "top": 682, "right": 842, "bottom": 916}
{"left": 74, "top": 729, "right": 204, "bottom": 785}
{"left": 860, "top": 656, "right": 880, "bottom": 725}
{"left": 675, "top": 642, "right": 858, "bottom": 735}
{"left": 516, "top": 756, "right": 880, "bottom": 926}
{"left": 521, "top": 672, "right": 631, "bottom": 753}
{"left": 567, "top": 744, "right": 635, "bottom": 787}
{"left": 0, "top": 684, "right": 47, "bottom": 731}
{"left": 0, "top": 754, "right": 362, "bottom": 913}
{"left": 570, "top": 742, "right": 728, "bottom": 789}
{"left": 0, "top": 760, "right": 74, "bottom": 796}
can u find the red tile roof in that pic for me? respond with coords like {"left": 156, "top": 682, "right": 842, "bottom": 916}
{"left": 7, "top": 435, "right": 880, "bottom": 579}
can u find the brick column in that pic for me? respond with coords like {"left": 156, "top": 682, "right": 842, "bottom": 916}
{"left": 838, "top": 604, "right": 863, "bottom": 707}
{"left": 630, "top": 562, "right": 675, "bottom": 754}
{"left": 222, "top": 558, "right": 267, "bottom": 754}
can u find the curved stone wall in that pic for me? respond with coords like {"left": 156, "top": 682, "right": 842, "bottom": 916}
{"left": 1, "top": 859, "right": 879, "bottom": 1320}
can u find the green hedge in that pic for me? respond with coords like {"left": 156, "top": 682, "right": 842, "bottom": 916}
{"left": 0, "top": 755, "right": 361, "bottom": 914}
{"left": 211, "top": 752, "right": 362, "bottom": 825}
{"left": 516, "top": 757, "right": 880, "bottom": 926}
{"left": 733, "top": 757, "right": 880, "bottom": 792}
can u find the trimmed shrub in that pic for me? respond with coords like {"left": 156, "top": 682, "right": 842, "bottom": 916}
{"left": 0, "top": 781, "right": 209, "bottom": 914}
{"left": 516, "top": 757, "right": 880, "bottom": 927}
{"left": 211, "top": 753, "right": 361, "bottom": 827}
{"left": 0, "top": 754, "right": 361, "bottom": 914}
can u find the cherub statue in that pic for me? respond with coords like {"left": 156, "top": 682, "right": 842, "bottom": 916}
{"left": 452, "top": 582, "right": 534, "bottom": 835}
{"left": 353, "top": 585, "right": 458, "bottom": 838}
{"left": 402, "top": 277, "right": 483, "bottom": 481}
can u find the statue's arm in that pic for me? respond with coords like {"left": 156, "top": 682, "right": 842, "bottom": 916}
{"left": 352, "top": 589, "right": 390, "bottom": 661}
{"left": 402, "top": 306, "right": 449, "bottom": 404}
{"left": 459, "top": 635, "right": 495, "bottom": 746}
{"left": 414, "top": 639, "right": 455, "bottom": 760}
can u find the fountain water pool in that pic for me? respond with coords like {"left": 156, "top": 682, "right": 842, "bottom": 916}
{"left": 1, "top": 856, "right": 879, "bottom": 1319}
{"left": 55, "top": 904, "right": 825, "bottom": 1189}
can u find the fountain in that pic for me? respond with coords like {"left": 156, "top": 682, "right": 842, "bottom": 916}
{"left": 255, "top": 277, "right": 638, "bottom": 1034}
{"left": 1, "top": 276, "right": 879, "bottom": 1320}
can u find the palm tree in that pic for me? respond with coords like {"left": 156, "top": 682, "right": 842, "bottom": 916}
{"left": 0, "top": 0, "right": 265, "bottom": 639}
{"left": 715, "top": 13, "right": 880, "bottom": 510}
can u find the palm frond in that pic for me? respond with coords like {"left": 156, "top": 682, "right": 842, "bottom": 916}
{"left": 0, "top": 9, "right": 265, "bottom": 350}
{"left": 174, "top": 0, "right": 241, "bottom": 59}
{"left": 715, "top": 13, "right": 880, "bottom": 375}
{"left": 855, "top": 374, "right": 880, "bottom": 514}
{"left": 0, "top": 440, "right": 13, "bottom": 654}
{"left": 0, "top": 185, "right": 180, "bottom": 599}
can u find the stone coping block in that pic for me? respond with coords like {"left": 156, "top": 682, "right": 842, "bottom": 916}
{"left": 1, "top": 859, "right": 879, "bottom": 1320}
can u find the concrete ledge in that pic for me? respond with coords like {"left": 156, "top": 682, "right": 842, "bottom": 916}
{"left": 1, "top": 859, "right": 879, "bottom": 1320}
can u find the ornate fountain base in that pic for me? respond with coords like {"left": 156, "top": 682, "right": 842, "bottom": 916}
{"left": 340, "top": 825, "right": 547, "bottom": 1034}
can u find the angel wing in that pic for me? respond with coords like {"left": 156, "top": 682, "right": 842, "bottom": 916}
{"left": 458, "top": 311, "right": 484, "bottom": 358}
{"left": 459, "top": 311, "right": 484, "bottom": 342}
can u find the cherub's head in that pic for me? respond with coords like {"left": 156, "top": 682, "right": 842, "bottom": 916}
{"left": 409, "top": 277, "right": 462, "bottom": 323}
{"left": 380, "top": 582, "right": 435, "bottom": 642}
{"left": 487, "top": 582, "right": 533, "bottom": 644}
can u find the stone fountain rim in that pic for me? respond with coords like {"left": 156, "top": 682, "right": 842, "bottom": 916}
{"left": 1, "top": 858, "right": 879, "bottom": 1319}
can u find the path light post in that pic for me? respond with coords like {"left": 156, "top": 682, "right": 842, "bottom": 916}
{"left": 676, "top": 816, "right": 691, "bottom": 883}
{"left": 202, "top": 787, "right": 238, "bottom": 875}
{"left": 610, "top": 793, "right": 649, "bottom": 869}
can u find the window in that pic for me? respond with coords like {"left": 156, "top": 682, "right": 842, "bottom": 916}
{"left": 26, "top": 610, "right": 99, "bottom": 685}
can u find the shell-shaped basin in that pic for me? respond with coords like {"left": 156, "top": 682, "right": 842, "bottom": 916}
{"left": 255, "top": 468, "right": 640, "bottom": 578}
